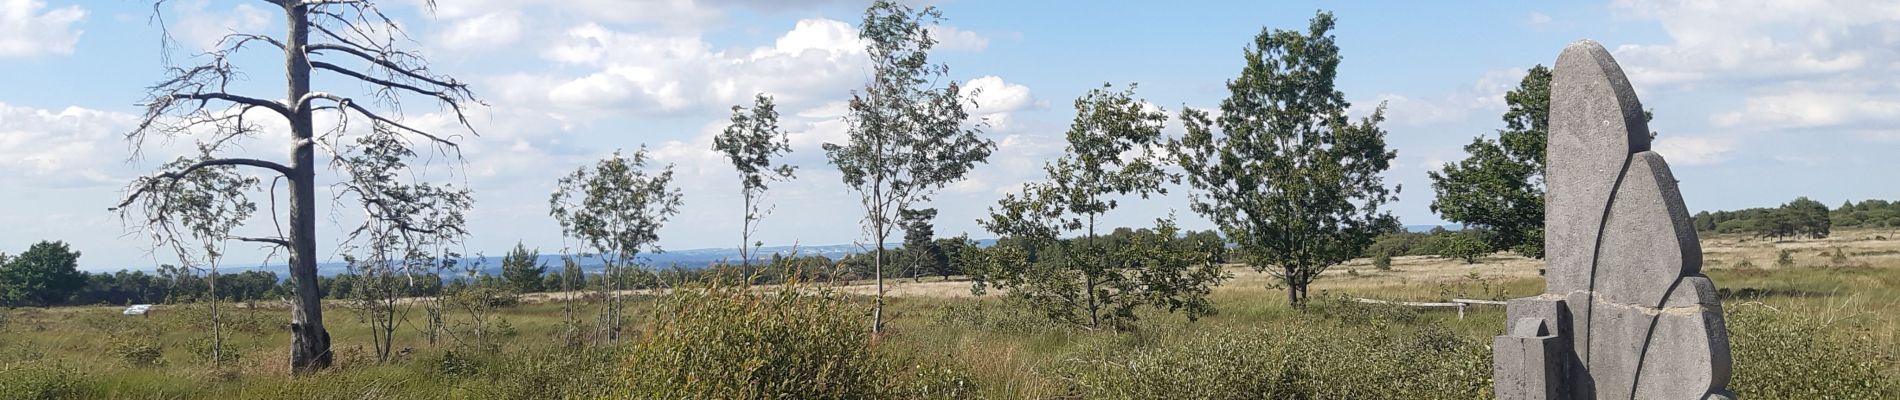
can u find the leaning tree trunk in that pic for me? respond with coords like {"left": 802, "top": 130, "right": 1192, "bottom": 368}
{"left": 284, "top": 4, "right": 331, "bottom": 374}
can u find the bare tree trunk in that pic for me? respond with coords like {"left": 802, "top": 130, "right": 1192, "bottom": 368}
{"left": 284, "top": 4, "right": 331, "bottom": 374}
{"left": 209, "top": 270, "right": 223, "bottom": 367}
{"left": 873, "top": 239, "right": 885, "bottom": 334}
{"left": 1086, "top": 214, "right": 1099, "bottom": 328}
{"left": 1285, "top": 266, "right": 1299, "bottom": 307}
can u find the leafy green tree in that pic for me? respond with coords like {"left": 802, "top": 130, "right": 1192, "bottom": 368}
{"left": 1169, "top": 11, "right": 1398, "bottom": 307}
{"left": 929, "top": 235, "right": 975, "bottom": 280}
{"left": 713, "top": 93, "right": 796, "bottom": 280}
{"left": 0, "top": 241, "right": 86, "bottom": 307}
{"left": 1438, "top": 232, "right": 1489, "bottom": 264}
{"left": 501, "top": 242, "right": 547, "bottom": 293}
{"left": 1428, "top": 66, "right": 1550, "bottom": 258}
{"left": 976, "top": 84, "right": 1219, "bottom": 329}
{"left": 824, "top": 0, "right": 995, "bottom": 333}
{"left": 550, "top": 147, "right": 684, "bottom": 344}
{"left": 898, "top": 207, "right": 940, "bottom": 282}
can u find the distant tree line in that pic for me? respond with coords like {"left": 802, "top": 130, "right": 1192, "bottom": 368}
{"left": 1692, "top": 197, "right": 1844, "bottom": 239}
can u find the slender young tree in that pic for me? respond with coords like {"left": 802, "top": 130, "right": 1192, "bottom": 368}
{"left": 713, "top": 93, "right": 795, "bottom": 282}
{"left": 549, "top": 148, "right": 682, "bottom": 344}
{"left": 1169, "top": 12, "right": 1398, "bottom": 307}
{"left": 825, "top": 0, "right": 994, "bottom": 333}
{"left": 975, "top": 84, "right": 1217, "bottom": 329}
{"left": 114, "top": 0, "right": 479, "bottom": 374}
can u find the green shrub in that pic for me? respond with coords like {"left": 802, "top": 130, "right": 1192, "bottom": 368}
{"left": 1727, "top": 305, "right": 1899, "bottom": 398}
{"left": 617, "top": 281, "right": 973, "bottom": 399}
{"left": 1775, "top": 249, "right": 1795, "bottom": 267}
{"left": 1373, "top": 252, "right": 1393, "bottom": 271}
{"left": 108, "top": 336, "right": 165, "bottom": 367}
{"left": 1054, "top": 317, "right": 1489, "bottom": 399}
{"left": 1438, "top": 233, "right": 1488, "bottom": 264}
{"left": 0, "top": 361, "right": 84, "bottom": 399}
{"left": 185, "top": 335, "right": 243, "bottom": 365}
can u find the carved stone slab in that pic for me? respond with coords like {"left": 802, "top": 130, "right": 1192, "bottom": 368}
{"left": 1495, "top": 40, "right": 1735, "bottom": 400}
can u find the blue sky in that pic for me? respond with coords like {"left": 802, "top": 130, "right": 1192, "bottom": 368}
{"left": 1, "top": 0, "right": 1895, "bottom": 270}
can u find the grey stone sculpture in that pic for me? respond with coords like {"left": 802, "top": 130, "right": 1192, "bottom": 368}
{"left": 1493, "top": 40, "right": 1736, "bottom": 400}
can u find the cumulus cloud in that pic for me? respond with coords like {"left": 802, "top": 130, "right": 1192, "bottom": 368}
{"left": 928, "top": 25, "right": 989, "bottom": 52}
{"left": 507, "top": 18, "right": 870, "bottom": 117}
{"left": 435, "top": 10, "right": 524, "bottom": 50}
{"left": 1712, "top": 90, "right": 1900, "bottom": 130}
{"left": 0, "top": 102, "right": 136, "bottom": 188}
{"left": 1652, "top": 136, "right": 1735, "bottom": 166}
{"left": 1610, "top": 0, "right": 1900, "bottom": 88}
{"left": 168, "top": 0, "right": 272, "bottom": 51}
{"left": 0, "top": 0, "right": 85, "bottom": 58}
{"left": 1365, "top": 68, "right": 1525, "bottom": 128}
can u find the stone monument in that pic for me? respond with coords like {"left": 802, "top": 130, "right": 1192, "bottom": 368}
{"left": 1493, "top": 40, "right": 1735, "bottom": 400}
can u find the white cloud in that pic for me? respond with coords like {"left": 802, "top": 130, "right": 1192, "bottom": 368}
{"left": 0, "top": 102, "right": 139, "bottom": 188}
{"left": 1652, "top": 136, "right": 1735, "bottom": 166}
{"left": 929, "top": 25, "right": 989, "bottom": 52}
{"left": 1366, "top": 68, "right": 1525, "bottom": 128}
{"left": 515, "top": 18, "right": 870, "bottom": 117}
{"left": 436, "top": 10, "right": 524, "bottom": 50}
{"left": 964, "top": 75, "right": 1038, "bottom": 115}
{"left": 1525, "top": 12, "right": 1552, "bottom": 26}
{"left": 0, "top": 0, "right": 85, "bottom": 58}
{"left": 1712, "top": 91, "right": 1900, "bottom": 130}
{"left": 169, "top": 0, "right": 272, "bottom": 52}
{"left": 1610, "top": 0, "right": 1900, "bottom": 88}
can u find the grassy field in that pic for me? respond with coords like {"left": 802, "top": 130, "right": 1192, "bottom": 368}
{"left": 2, "top": 229, "right": 1897, "bottom": 399}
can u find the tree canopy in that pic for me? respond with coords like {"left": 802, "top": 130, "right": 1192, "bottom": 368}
{"left": 1169, "top": 11, "right": 1398, "bottom": 306}
{"left": 1427, "top": 65, "right": 1550, "bottom": 258}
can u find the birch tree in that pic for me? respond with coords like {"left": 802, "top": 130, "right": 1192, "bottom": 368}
{"left": 549, "top": 148, "right": 682, "bottom": 344}
{"left": 824, "top": 0, "right": 994, "bottom": 333}
{"left": 713, "top": 93, "right": 794, "bottom": 282}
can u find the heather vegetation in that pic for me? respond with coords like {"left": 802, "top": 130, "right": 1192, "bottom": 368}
{"left": 4, "top": 0, "right": 1895, "bottom": 398}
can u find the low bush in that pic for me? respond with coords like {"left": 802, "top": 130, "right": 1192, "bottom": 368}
{"left": 1053, "top": 315, "right": 1489, "bottom": 399}
{"left": 0, "top": 361, "right": 85, "bottom": 399}
{"left": 616, "top": 280, "right": 974, "bottom": 399}
{"left": 1726, "top": 304, "right": 1899, "bottom": 398}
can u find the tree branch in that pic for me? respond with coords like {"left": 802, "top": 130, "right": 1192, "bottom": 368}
{"left": 165, "top": 93, "right": 291, "bottom": 118}
{"left": 232, "top": 236, "right": 291, "bottom": 247}
{"left": 113, "top": 158, "right": 293, "bottom": 210}
{"left": 306, "top": 44, "right": 465, "bottom": 90}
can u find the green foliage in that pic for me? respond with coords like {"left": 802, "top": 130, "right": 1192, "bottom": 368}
{"left": 499, "top": 242, "right": 546, "bottom": 293}
{"left": 0, "top": 241, "right": 86, "bottom": 307}
{"left": 549, "top": 147, "right": 682, "bottom": 267}
{"left": 1832, "top": 199, "right": 1900, "bottom": 228}
{"left": 1438, "top": 232, "right": 1489, "bottom": 264}
{"left": 1777, "top": 249, "right": 1796, "bottom": 268}
{"left": 1428, "top": 65, "right": 1551, "bottom": 259}
{"left": 898, "top": 207, "right": 941, "bottom": 282}
{"left": 976, "top": 83, "right": 1208, "bottom": 329}
{"left": 108, "top": 336, "right": 166, "bottom": 367}
{"left": 0, "top": 361, "right": 83, "bottom": 399}
{"left": 1694, "top": 196, "right": 1834, "bottom": 239}
{"left": 1726, "top": 305, "right": 1899, "bottom": 398}
{"left": 549, "top": 147, "right": 683, "bottom": 341}
{"left": 1169, "top": 11, "right": 1398, "bottom": 306}
{"left": 617, "top": 281, "right": 973, "bottom": 399}
{"left": 1373, "top": 252, "right": 1393, "bottom": 271}
{"left": 1053, "top": 311, "right": 1489, "bottom": 399}
{"left": 824, "top": 0, "right": 995, "bottom": 331}
{"left": 714, "top": 93, "right": 796, "bottom": 272}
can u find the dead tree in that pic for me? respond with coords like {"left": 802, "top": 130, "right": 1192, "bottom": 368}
{"left": 116, "top": 0, "right": 478, "bottom": 375}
